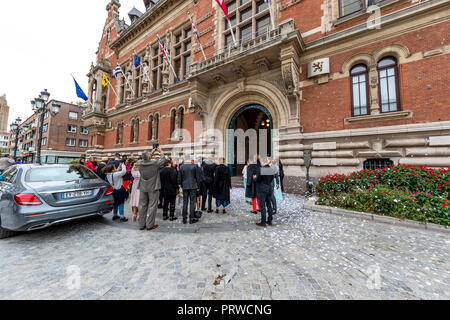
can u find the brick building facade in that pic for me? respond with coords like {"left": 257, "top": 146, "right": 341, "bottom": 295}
{"left": 83, "top": 0, "right": 450, "bottom": 192}
{"left": 9, "top": 101, "right": 90, "bottom": 164}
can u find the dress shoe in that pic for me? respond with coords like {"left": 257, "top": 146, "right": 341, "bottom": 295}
{"left": 256, "top": 223, "right": 267, "bottom": 228}
{"left": 251, "top": 211, "right": 258, "bottom": 215}
{"left": 163, "top": 216, "right": 169, "bottom": 221}
{"left": 268, "top": 222, "right": 275, "bottom": 227}
{"left": 170, "top": 217, "right": 178, "bottom": 221}
{"left": 147, "top": 225, "right": 159, "bottom": 231}
{"left": 190, "top": 219, "right": 199, "bottom": 224}
{"left": 207, "top": 210, "right": 213, "bottom": 214}
{"left": 201, "top": 208, "right": 207, "bottom": 212}
{"left": 139, "top": 226, "right": 146, "bottom": 231}
{"left": 120, "top": 217, "right": 128, "bottom": 222}
{"left": 183, "top": 219, "right": 187, "bottom": 225}
{"left": 112, "top": 216, "right": 120, "bottom": 221}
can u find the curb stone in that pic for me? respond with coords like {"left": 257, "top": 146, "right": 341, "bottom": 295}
{"left": 303, "top": 200, "right": 449, "bottom": 234}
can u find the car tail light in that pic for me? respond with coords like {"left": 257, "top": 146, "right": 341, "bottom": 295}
{"left": 14, "top": 194, "right": 43, "bottom": 206}
{"left": 105, "top": 186, "right": 114, "bottom": 196}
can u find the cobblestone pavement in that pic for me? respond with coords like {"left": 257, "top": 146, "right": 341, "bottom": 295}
{"left": 0, "top": 188, "right": 449, "bottom": 300}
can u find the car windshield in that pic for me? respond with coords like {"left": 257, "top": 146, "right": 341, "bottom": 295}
{"left": 26, "top": 165, "right": 98, "bottom": 182}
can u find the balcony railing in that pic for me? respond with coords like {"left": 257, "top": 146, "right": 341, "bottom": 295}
{"left": 190, "top": 21, "right": 295, "bottom": 75}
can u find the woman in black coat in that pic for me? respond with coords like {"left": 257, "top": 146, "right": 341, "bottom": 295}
{"left": 246, "top": 157, "right": 261, "bottom": 214}
{"left": 213, "top": 158, "right": 232, "bottom": 214}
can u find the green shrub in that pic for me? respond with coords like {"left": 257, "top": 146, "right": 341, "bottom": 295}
{"left": 316, "top": 165, "right": 449, "bottom": 226}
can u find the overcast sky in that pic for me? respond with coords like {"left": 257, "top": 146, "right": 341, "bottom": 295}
{"left": 0, "top": 0, "right": 142, "bottom": 127}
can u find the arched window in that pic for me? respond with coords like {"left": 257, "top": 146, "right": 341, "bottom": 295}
{"left": 116, "top": 122, "right": 124, "bottom": 145}
{"left": 148, "top": 115, "right": 154, "bottom": 140}
{"left": 178, "top": 107, "right": 184, "bottom": 130}
{"left": 350, "top": 64, "right": 369, "bottom": 117}
{"left": 170, "top": 109, "right": 177, "bottom": 137}
{"left": 130, "top": 118, "right": 139, "bottom": 143}
{"left": 378, "top": 56, "right": 400, "bottom": 113}
{"left": 153, "top": 114, "right": 159, "bottom": 140}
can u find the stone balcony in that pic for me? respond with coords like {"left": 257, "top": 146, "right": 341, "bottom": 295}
{"left": 189, "top": 19, "right": 304, "bottom": 82}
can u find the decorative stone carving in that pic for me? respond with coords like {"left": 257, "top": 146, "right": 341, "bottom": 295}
{"left": 254, "top": 57, "right": 271, "bottom": 73}
{"left": 214, "top": 75, "right": 226, "bottom": 87}
{"left": 142, "top": 61, "right": 150, "bottom": 95}
{"left": 233, "top": 66, "right": 246, "bottom": 80}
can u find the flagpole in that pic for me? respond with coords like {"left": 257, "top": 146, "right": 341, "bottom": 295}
{"left": 268, "top": 0, "right": 275, "bottom": 31}
{"left": 228, "top": 19, "right": 237, "bottom": 47}
{"left": 189, "top": 16, "right": 207, "bottom": 61}
{"left": 107, "top": 82, "right": 120, "bottom": 103}
{"left": 157, "top": 34, "right": 179, "bottom": 82}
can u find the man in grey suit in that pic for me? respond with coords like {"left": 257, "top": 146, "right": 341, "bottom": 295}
{"left": 138, "top": 147, "right": 166, "bottom": 231}
{"left": 178, "top": 155, "right": 200, "bottom": 225}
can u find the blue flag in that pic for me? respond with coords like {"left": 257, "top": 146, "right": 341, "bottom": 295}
{"left": 73, "top": 77, "right": 88, "bottom": 101}
{"left": 134, "top": 53, "right": 141, "bottom": 68}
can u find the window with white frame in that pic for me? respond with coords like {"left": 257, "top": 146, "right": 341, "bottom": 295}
{"left": 42, "top": 123, "right": 48, "bottom": 133}
{"left": 41, "top": 138, "right": 47, "bottom": 146}
{"left": 79, "top": 140, "right": 88, "bottom": 148}
{"left": 66, "top": 138, "right": 76, "bottom": 147}
{"left": 80, "top": 127, "right": 89, "bottom": 135}
{"left": 68, "top": 125, "right": 77, "bottom": 133}
{"left": 69, "top": 112, "right": 78, "bottom": 120}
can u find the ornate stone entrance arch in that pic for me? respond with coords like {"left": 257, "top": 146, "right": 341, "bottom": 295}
{"left": 204, "top": 80, "right": 291, "bottom": 165}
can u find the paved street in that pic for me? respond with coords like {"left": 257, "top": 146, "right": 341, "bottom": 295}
{"left": 0, "top": 188, "right": 449, "bottom": 300}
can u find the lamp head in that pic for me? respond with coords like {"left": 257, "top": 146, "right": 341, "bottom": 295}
{"left": 34, "top": 98, "right": 45, "bottom": 110}
{"left": 40, "top": 89, "right": 50, "bottom": 103}
{"left": 51, "top": 102, "right": 61, "bottom": 115}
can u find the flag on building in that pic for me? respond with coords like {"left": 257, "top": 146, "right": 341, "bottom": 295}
{"left": 72, "top": 76, "right": 88, "bottom": 101}
{"left": 215, "top": 0, "right": 230, "bottom": 20}
{"left": 190, "top": 17, "right": 201, "bottom": 44}
{"left": 102, "top": 73, "right": 110, "bottom": 87}
{"left": 113, "top": 63, "right": 123, "bottom": 78}
{"left": 189, "top": 16, "right": 208, "bottom": 61}
{"left": 157, "top": 35, "right": 167, "bottom": 57}
{"left": 134, "top": 52, "right": 141, "bottom": 68}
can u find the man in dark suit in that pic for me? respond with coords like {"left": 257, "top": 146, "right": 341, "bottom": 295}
{"left": 178, "top": 155, "right": 200, "bottom": 224}
{"left": 138, "top": 147, "right": 166, "bottom": 231}
{"left": 160, "top": 159, "right": 179, "bottom": 221}
{"left": 201, "top": 154, "right": 217, "bottom": 213}
{"left": 254, "top": 157, "right": 278, "bottom": 228}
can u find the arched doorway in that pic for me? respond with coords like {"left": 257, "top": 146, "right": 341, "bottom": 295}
{"left": 227, "top": 105, "right": 273, "bottom": 176}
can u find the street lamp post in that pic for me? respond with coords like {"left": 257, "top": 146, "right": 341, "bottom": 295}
{"left": 10, "top": 118, "right": 23, "bottom": 159}
{"left": 30, "top": 89, "right": 61, "bottom": 165}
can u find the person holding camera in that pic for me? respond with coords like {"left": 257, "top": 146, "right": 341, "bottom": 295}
{"left": 137, "top": 147, "right": 166, "bottom": 231}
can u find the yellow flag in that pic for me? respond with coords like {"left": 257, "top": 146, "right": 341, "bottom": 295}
{"left": 102, "top": 74, "right": 110, "bottom": 87}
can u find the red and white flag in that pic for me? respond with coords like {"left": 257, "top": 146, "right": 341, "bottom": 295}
{"left": 215, "top": 0, "right": 230, "bottom": 20}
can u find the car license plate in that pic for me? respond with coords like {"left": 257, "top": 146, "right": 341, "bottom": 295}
{"left": 61, "top": 190, "right": 93, "bottom": 199}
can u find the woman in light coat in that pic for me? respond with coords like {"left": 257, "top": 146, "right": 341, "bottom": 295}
{"left": 129, "top": 162, "right": 141, "bottom": 222}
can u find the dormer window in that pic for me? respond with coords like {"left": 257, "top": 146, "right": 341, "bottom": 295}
{"left": 128, "top": 7, "right": 143, "bottom": 24}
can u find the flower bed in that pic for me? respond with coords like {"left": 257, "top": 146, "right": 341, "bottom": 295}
{"left": 316, "top": 165, "right": 450, "bottom": 226}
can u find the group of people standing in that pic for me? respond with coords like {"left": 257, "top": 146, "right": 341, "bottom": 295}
{"left": 80, "top": 149, "right": 284, "bottom": 230}
{"left": 87, "top": 149, "right": 233, "bottom": 230}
